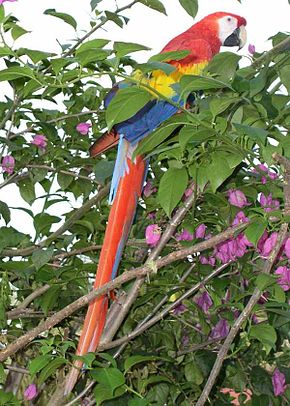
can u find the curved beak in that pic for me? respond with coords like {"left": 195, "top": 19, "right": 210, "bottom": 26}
{"left": 223, "top": 25, "right": 247, "bottom": 50}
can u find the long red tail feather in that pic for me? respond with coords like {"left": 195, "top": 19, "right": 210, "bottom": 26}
{"left": 64, "top": 155, "right": 146, "bottom": 394}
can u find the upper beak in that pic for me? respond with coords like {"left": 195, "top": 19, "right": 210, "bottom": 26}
{"left": 223, "top": 25, "right": 247, "bottom": 50}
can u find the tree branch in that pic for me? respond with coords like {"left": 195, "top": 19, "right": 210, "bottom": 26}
{"left": 0, "top": 223, "right": 245, "bottom": 362}
{"left": 251, "top": 36, "right": 290, "bottom": 70}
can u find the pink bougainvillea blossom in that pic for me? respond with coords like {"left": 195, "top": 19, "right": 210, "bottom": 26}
{"left": 260, "top": 232, "right": 278, "bottom": 257}
{"left": 184, "top": 185, "right": 195, "bottom": 198}
{"left": 195, "top": 223, "right": 207, "bottom": 239}
{"left": 272, "top": 368, "right": 287, "bottom": 397}
{"left": 195, "top": 291, "right": 213, "bottom": 313}
{"left": 259, "top": 193, "right": 280, "bottom": 212}
{"left": 200, "top": 255, "right": 216, "bottom": 266}
{"left": 228, "top": 189, "right": 249, "bottom": 208}
{"left": 0, "top": 0, "right": 17, "bottom": 4}
{"left": 1, "top": 155, "right": 15, "bottom": 175}
{"left": 76, "top": 122, "right": 91, "bottom": 135}
{"left": 145, "top": 224, "right": 161, "bottom": 246}
{"left": 232, "top": 211, "right": 249, "bottom": 226}
{"left": 176, "top": 229, "right": 194, "bottom": 242}
{"left": 283, "top": 237, "right": 290, "bottom": 259}
{"left": 31, "top": 134, "right": 47, "bottom": 150}
{"left": 210, "top": 319, "right": 229, "bottom": 339}
{"left": 24, "top": 384, "right": 38, "bottom": 400}
{"left": 248, "top": 44, "right": 256, "bottom": 54}
{"left": 172, "top": 303, "right": 187, "bottom": 315}
{"left": 143, "top": 181, "right": 157, "bottom": 198}
{"left": 274, "top": 266, "right": 290, "bottom": 291}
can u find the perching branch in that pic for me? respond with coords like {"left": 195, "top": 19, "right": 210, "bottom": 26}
{"left": 0, "top": 222, "right": 246, "bottom": 362}
{"left": 251, "top": 36, "right": 290, "bottom": 70}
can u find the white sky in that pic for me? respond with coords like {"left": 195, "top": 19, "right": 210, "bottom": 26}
{"left": 0, "top": 0, "right": 289, "bottom": 236}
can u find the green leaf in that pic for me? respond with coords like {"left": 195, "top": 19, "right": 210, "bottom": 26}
{"left": 44, "top": 9, "right": 77, "bottom": 30}
{"left": 0, "top": 5, "right": 4, "bottom": 23}
{"left": 0, "top": 46, "right": 14, "bottom": 57}
{"left": 179, "top": 0, "right": 198, "bottom": 18}
{"left": 105, "top": 11, "right": 124, "bottom": 28}
{"left": 208, "top": 153, "right": 235, "bottom": 192}
{"left": 0, "top": 201, "right": 10, "bottom": 225}
{"left": 34, "top": 213, "right": 61, "bottom": 236}
{"left": 18, "top": 48, "right": 51, "bottom": 63}
{"left": 11, "top": 25, "right": 29, "bottom": 41}
{"left": 149, "top": 50, "right": 189, "bottom": 63}
{"left": 255, "top": 274, "right": 276, "bottom": 291}
{"left": 279, "top": 64, "right": 290, "bottom": 94}
{"left": 40, "top": 286, "right": 62, "bottom": 313}
{"left": 184, "top": 362, "right": 204, "bottom": 385}
{"left": 76, "top": 49, "right": 111, "bottom": 66}
{"left": 124, "top": 355, "right": 159, "bottom": 374}
{"left": 91, "top": 0, "right": 102, "bottom": 10}
{"left": 32, "top": 247, "right": 54, "bottom": 270}
{"left": 106, "top": 87, "right": 152, "bottom": 130}
{"left": 114, "top": 41, "right": 150, "bottom": 58}
{"left": 38, "top": 357, "right": 67, "bottom": 385}
{"left": 76, "top": 39, "right": 110, "bottom": 54}
{"left": 158, "top": 167, "right": 188, "bottom": 217}
{"left": 234, "top": 123, "right": 268, "bottom": 144}
{"left": 94, "top": 160, "right": 115, "bottom": 185}
{"left": 206, "top": 52, "right": 241, "bottom": 82}
{"left": 0, "top": 364, "right": 5, "bottom": 385}
{"left": 0, "top": 66, "right": 36, "bottom": 83}
{"left": 57, "top": 172, "right": 74, "bottom": 190}
{"left": 29, "top": 355, "right": 52, "bottom": 376}
{"left": 91, "top": 367, "right": 125, "bottom": 392}
{"left": 138, "top": 0, "right": 167, "bottom": 15}
{"left": 210, "top": 97, "right": 238, "bottom": 118}
{"left": 180, "top": 75, "right": 231, "bottom": 99}
{"left": 135, "top": 116, "right": 184, "bottom": 157}
{"left": 179, "top": 126, "right": 215, "bottom": 149}
{"left": 139, "top": 375, "right": 172, "bottom": 393}
{"left": 249, "top": 324, "right": 277, "bottom": 354}
{"left": 245, "top": 220, "right": 267, "bottom": 246}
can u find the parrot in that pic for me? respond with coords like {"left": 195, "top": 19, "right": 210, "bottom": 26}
{"left": 64, "top": 11, "right": 247, "bottom": 394}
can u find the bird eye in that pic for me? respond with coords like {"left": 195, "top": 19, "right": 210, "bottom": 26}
{"left": 227, "top": 17, "right": 232, "bottom": 22}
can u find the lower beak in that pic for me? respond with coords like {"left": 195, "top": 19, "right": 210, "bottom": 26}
{"left": 224, "top": 25, "right": 247, "bottom": 50}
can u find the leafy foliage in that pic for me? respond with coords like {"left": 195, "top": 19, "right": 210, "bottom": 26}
{"left": 0, "top": 0, "right": 289, "bottom": 405}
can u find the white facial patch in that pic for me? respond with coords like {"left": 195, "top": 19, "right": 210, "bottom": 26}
{"left": 218, "top": 16, "right": 238, "bottom": 44}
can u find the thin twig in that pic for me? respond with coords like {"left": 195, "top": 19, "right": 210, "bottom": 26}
{"left": 99, "top": 262, "right": 231, "bottom": 352}
{"left": 0, "top": 184, "right": 110, "bottom": 258}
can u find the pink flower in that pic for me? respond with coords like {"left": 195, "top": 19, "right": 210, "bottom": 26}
{"left": 259, "top": 193, "right": 280, "bottom": 213}
{"left": 257, "top": 231, "right": 268, "bottom": 253}
{"left": 260, "top": 232, "right": 278, "bottom": 257}
{"left": 195, "top": 291, "right": 213, "bottom": 313}
{"left": 200, "top": 255, "right": 216, "bottom": 266}
{"left": 76, "top": 122, "right": 91, "bottom": 135}
{"left": 248, "top": 44, "right": 256, "bottom": 55}
{"left": 176, "top": 229, "right": 194, "bottom": 241}
{"left": 31, "top": 134, "right": 47, "bottom": 150}
{"left": 1, "top": 155, "right": 15, "bottom": 174}
{"left": 228, "top": 189, "right": 249, "bottom": 208}
{"left": 257, "top": 164, "right": 268, "bottom": 172}
{"left": 210, "top": 319, "right": 229, "bottom": 339}
{"left": 0, "top": 0, "right": 17, "bottom": 4}
{"left": 195, "top": 223, "right": 206, "bottom": 239}
{"left": 284, "top": 238, "right": 290, "bottom": 259}
{"left": 268, "top": 170, "right": 278, "bottom": 180}
{"left": 24, "top": 384, "right": 38, "bottom": 400}
{"left": 272, "top": 368, "right": 287, "bottom": 397}
{"left": 143, "top": 181, "right": 157, "bottom": 198}
{"left": 275, "top": 266, "right": 290, "bottom": 291}
{"left": 232, "top": 211, "right": 249, "bottom": 225}
{"left": 145, "top": 224, "right": 161, "bottom": 246}
{"left": 172, "top": 303, "right": 187, "bottom": 315}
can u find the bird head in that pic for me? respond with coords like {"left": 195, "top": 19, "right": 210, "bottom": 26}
{"left": 200, "top": 12, "right": 247, "bottom": 50}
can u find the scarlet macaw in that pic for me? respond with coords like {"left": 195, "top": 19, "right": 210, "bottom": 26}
{"left": 65, "top": 11, "right": 247, "bottom": 393}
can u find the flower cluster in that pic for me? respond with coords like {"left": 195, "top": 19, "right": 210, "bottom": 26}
{"left": 1, "top": 155, "right": 15, "bottom": 175}
{"left": 254, "top": 163, "right": 278, "bottom": 184}
{"left": 76, "top": 122, "right": 91, "bottom": 135}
